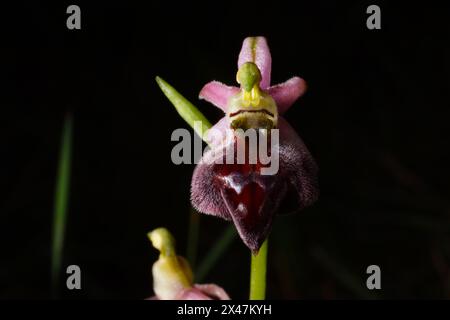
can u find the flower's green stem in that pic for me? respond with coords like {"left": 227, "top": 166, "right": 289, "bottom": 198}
{"left": 249, "top": 239, "right": 268, "bottom": 300}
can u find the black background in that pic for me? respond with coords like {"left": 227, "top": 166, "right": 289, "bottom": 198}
{"left": 2, "top": 1, "right": 450, "bottom": 299}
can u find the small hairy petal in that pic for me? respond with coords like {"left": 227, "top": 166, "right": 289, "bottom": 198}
{"left": 199, "top": 81, "right": 239, "bottom": 112}
{"left": 267, "top": 77, "right": 307, "bottom": 114}
{"left": 238, "top": 37, "right": 272, "bottom": 89}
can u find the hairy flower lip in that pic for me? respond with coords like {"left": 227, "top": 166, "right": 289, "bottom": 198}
{"left": 191, "top": 117, "right": 319, "bottom": 252}
{"left": 229, "top": 109, "right": 274, "bottom": 118}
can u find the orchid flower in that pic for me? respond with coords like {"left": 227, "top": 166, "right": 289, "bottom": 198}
{"left": 191, "top": 37, "right": 319, "bottom": 253}
{"left": 148, "top": 228, "right": 230, "bottom": 300}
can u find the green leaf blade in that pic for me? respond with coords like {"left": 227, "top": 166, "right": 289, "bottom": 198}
{"left": 51, "top": 113, "right": 73, "bottom": 294}
{"left": 155, "top": 76, "right": 212, "bottom": 139}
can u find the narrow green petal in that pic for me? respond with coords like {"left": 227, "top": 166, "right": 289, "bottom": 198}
{"left": 156, "top": 76, "right": 212, "bottom": 141}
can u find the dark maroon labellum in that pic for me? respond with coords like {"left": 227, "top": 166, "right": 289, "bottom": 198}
{"left": 191, "top": 118, "right": 319, "bottom": 253}
{"left": 211, "top": 137, "right": 287, "bottom": 253}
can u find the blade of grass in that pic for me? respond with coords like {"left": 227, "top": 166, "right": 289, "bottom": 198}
{"left": 51, "top": 113, "right": 73, "bottom": 294}
{"left": 311, "top": 246, "right": 380, "bottom": 299}
{"left": 195, "top": 225, "right": 237, "bottom": 282}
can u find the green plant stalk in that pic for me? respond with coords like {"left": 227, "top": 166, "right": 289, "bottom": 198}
{"left": 311, "top": 246, "right": 379, "bottom": 299}
{"left": 250, "top": 239, "right": 268, "bottom": 300}
{"left": 51, "top": 113, "right": 73, "bottom": 293}
{"left": 196, "top": 225, "right": 237, "bottom": 282}
{"left": 155, "top": 76, "right": 212, "bottom": 141}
